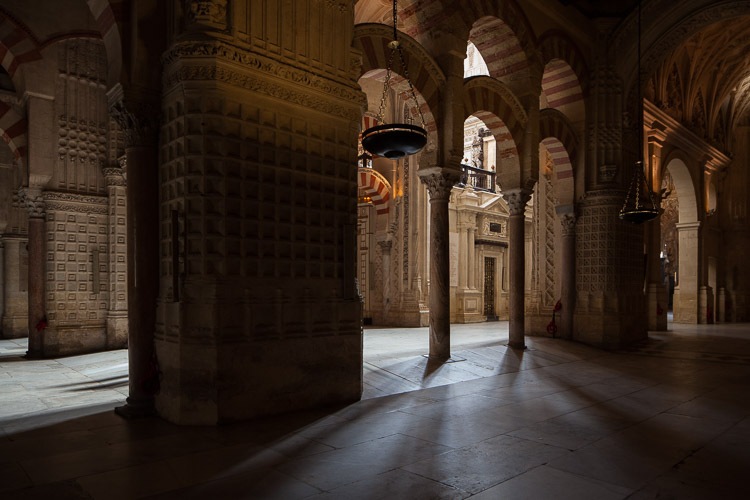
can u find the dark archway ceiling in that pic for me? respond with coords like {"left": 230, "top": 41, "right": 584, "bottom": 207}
{"left": 0, "top": 0, "right": 97, "bottom": 43}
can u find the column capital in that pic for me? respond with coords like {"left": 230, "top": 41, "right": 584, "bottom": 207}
{"left": 418, "top": 167, "right": 461, "bottom": 202}
{"left": 556, "top": 204, "right": 577, "bottom": 236}
{"left": 503, "top": 188, "right": 532, "bottom": 216}
{"left": 108, "top": 84, "right": 160, "bottom": 148}
{"left": 377, "top": 240, "right": 392, "bottom": 253}
{"left": 18, "top": 187, "right": 46, "bottom": 218}
{"left": 103, "top": 166, "right": 127, "bottom": 187}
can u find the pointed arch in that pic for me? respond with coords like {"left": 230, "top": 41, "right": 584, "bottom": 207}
{"left": 464, "top": 76, "right": 526, "bottom": 145}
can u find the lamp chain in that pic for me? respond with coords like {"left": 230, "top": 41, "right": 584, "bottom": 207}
{"left": 374, "top": 0, "right": 427, "bottom": 128}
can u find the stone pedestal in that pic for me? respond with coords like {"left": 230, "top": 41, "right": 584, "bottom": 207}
{"left": 699, "top": 286, "right": 714, "bottom": 324}
{"left": 717, "top": 287, "right": 726, "bottom": 323}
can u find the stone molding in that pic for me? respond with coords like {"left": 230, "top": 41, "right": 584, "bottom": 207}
{"left": 502, "top": 188, "right": 532, "bottom": 216}
{"left": 42, "top": 191, "right": 108, "bottom": 215}
{"left": 161, "top": 40, "right": 365, "bottom": 120}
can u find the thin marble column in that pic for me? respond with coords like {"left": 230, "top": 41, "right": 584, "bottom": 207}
{"left": 468, "top": 227, "right": 476, "bottom": 289}
{"left": 504, "top": 189, "right": 531, "bottom": 349}
{"left": 21, "top": 189, "right": 46, "bottom": 358}
{"left": 557, "top": 208, "right": 576, "bottom": 339}
{"left": 419, "top": 167, "right": 459, "bottom": 360}
{"left": 110, "top": 90, "right": 160, "bottom": 418}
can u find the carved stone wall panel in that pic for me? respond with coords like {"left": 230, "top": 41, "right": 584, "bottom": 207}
{"left": 54, "top": 39, "right": 109, "bottom": 194}
{"left": 44, "top": 193, "right": 110, "bottom": 329}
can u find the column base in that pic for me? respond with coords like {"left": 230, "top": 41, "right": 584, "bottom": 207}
{"left": 506, "top": 341, "right": 527, "bottom": 350}
{"left": 115, "top": 396, "right": 156, "bottom": 419}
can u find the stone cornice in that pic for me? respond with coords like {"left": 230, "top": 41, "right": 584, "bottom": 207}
{"left": 162, "top": 40, "right": 365, "bottom": 120}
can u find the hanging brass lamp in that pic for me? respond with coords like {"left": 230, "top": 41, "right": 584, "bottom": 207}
{"left": 360, "top": 0, "right": 427, "bottom": 159}
{"left": 619, "top": 0, "right": 659, "bottom": 224}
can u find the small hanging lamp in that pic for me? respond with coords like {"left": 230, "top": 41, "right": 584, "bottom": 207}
{"left": 619, "top": 0, "right": 659, "bottom": 224}
{"left": 360, "top": 0, "right": 427, "bottom": 159}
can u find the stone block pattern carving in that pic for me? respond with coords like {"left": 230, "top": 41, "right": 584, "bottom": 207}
{"left": 45, "top": 193, "right": 109, "bottom": 326}
{"left": 576, "top": 194, "right": 643, "bottom": 297}
{"left": 159, "top": 75, "right": 362, "bottom": 345}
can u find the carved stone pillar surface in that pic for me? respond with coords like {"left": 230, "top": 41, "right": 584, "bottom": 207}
{"left": 1, "top": 235, "right": 28, "bottom": 338}
{"left": 503, "top": 188, "right": 531, "bottom": 349}
{"left": 0, "top": 238, "right": 4, "bottom": 336}
{"left": 104, "top": 166, "right": 128, "bottom": 347}
{"left": 19, "top": 188, "right": 46, "bottom": 358}
{"left": 109, "top": 88, "right": 160, "bottom": 417}
{"left": 419, "top": 167, "right": 460, "bottom": 359}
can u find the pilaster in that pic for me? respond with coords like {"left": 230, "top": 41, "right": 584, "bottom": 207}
{"left": 103, "top": 164, "right": 128, "bottom": 348}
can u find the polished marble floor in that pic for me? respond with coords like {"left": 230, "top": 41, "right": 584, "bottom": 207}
{"left": 2, "top": 322, "right": 750, "bottom": 499}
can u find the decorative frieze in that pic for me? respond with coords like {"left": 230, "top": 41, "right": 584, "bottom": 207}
{"left": 42, "top": 191, "right": 108, "bottom": 215}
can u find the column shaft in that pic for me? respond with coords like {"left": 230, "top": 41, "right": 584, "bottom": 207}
{"left": 419, "top": 167, "right": 459, "bottom": 360}
{"left": 467, "top": 228, "right": 476, "bottom": 289}
{"left": 122, "top": 144, "right": 159, "bottom": 415}
{"left": 26, "top": 216, "right": 45, "bottom": 357}
{"left": 504, "top": 189, "right": 531, "bottom": 349}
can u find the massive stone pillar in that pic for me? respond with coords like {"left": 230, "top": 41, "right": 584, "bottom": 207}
{"left": 20, "top": 189, "right": 46, "bottom": 358}
{"left": 109, "top": 87, "right": 160, "bottom": 418}
{"left": 504, "top": 188, "right": 532, "bottom": 349}
{"left": 154, "top": 1, "right": 364, "bottom": 424}
{"left": 103, "top": 164, "right": 128, "bottom": 348}
{"left": 419, "top": 167, "right": 460, "bottom": 359}
{"left": 557, "top": 206, "right": 576, "bottom": 339}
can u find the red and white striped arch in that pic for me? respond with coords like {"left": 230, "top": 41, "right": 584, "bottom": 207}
{"left": 0, "top": 12, "right": 42, "bottom": 90}
{"left": 0, "top": 101, "right": 26, "bottom": 164}
{"left": 540, "top": 108, "right": 578, "bottom": 203}
{"left": 358, "top": 167, "right": 391, "bottom": 215}
{"left": 464, "top": 76, "right": 526, "bottom": 146}
{"left": 538, "top": 31, "right": 590, "bottom": 98}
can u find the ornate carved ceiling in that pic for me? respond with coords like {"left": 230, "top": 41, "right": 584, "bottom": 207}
{"left": 646, "top": 16, "right": 750, "bottom": 152}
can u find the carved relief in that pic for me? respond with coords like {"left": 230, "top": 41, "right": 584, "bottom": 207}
{"left": 186, "top": 0, "right": 228, "bottom": 31}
